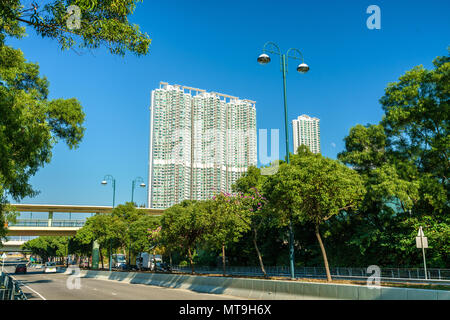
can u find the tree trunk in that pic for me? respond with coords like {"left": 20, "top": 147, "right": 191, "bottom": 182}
{"left": 252, "top": 228, "right": 267, "bottom": 277}
{"left": 315, "top": 224, "right": 332, "bottom": 282}
{"left": 100, "top": 248, "right": 104, "bottom": 270}
{"left": 153, "top": 249, "right": 157, "bottom": 272}
{"left": 222, "top": 243, "right": 226, "bottom": 276}
{"left": 187, "top": 247, "right": 195, "bottom": 274}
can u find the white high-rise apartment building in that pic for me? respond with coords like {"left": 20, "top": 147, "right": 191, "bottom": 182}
{"left": 148, "top": 82, "right": 257, "bottom": 209}
{"left": 292, "top": 114, "right": 321, "bottom": 154}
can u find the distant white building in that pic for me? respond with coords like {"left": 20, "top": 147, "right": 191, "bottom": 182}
{"left": 292, "top": 114, "right": 321, "bottom": 154}
{"left": 148, "top": 82, "right": 257, "bottom": 209}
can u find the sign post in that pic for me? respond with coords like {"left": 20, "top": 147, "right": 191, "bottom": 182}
{"left": 415, "top": 226, "right": 428, "bottom": 280}
{"left": 1, "top": 252, "right": 6, "bottom": 273}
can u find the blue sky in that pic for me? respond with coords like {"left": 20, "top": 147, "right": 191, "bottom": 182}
{"left": 6, "top": 0, "right": 450, "bottom": 211}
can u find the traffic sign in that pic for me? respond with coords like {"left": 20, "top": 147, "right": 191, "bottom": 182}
{"left": 417, "top": 226, "right": 425, "bottom": 237}
{"left": 416, "top": 236, "right": 428, "bottom": 248}
{"left": 1, "top": 252, "right": 5, "bottom": 273}
{"left": 416, "top": 226, "right": 428, "bottom": 280}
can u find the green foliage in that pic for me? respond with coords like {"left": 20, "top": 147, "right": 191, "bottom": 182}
{"left": 232, "top": 166, "right": 267, "bottom": 194}
{"left": 334, "top": 49, "right": 450, "bottom": 267}
{"left": 0, "top": 44, "right": 85, "bottom": 238}
{"left": 74, "top": 213, "right": 126, "bottom": 256}
{"left": 263, "top": 147, "right": 365, "bottom": 279}
{"left": 338, "top": 124, "right": 387, "bottom": 173}
{"left": 205, "top": 194, "right": 249, "bottom": 251}
{"left": 0, "top": 45, "right": 85, "bottom": 203}
{"left": 130, "top": 214, "right": 160, "bottom": 253}
{"left": 0, "top": 204, "right": 17, "bottom": 242}
{"left": 0, "top": 0, "right": 151, "bottom": 241}
{"left": 0, "top": 0, "right": 151, "bottom": 56}
{"left": 111, "top": 202, "right": 145, "bottom": 223}
{"left": 380, "top": 51, "right": 449, "bottom": 184}
{"left": 160, "top": 201, "right": 210, "bottom": 272}
{"left": 23, "top": 236, "right": 68, "bottom": 261}
{"left": 264, "top": 147, "right": 365, "bottom": 226}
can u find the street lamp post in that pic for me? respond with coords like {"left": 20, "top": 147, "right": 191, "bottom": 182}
{"left": 101, "top": 174, "right": 116, "bottom": 207}
{"left": 101, "top": 174, "right": 116, "bottom": 271}
{"left": 257, "top": 41, "right": 309, "bottom": 280}
{"left": 131, "top": 176, "right": 146, "bottom": 205}
{"left": 129, "top": 177, "right": 146, "bottom": 268}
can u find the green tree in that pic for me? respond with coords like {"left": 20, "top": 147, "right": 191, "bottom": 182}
{"left": 111, "top": 202, "right": 145, "bottom": 223}
{"left": 129, "top": 214, "right": 161, "bottom": 257}
{"left": 75, "top": 213, "right": 126, "bottom": 269}
{"left": 68, "top": 236, "right": 91, "bottom": 266}
{"left": 380, "top": 51, "right": 449, "bottom": 185}
{"left": 232, "top": 166, "right": 267, "bottom": 194}
{"left": 0, "top": 0, "right": 151, "bottom": 56}
{"left": 0, "top": 204, "right": 17, "bottom": 243}
{"left": 206, "top": 195, "right": 249, "bottom": 275}
{"left": 1, "top": 0, "right": 151, "bottom": 244}
{"left": 23, "top": 236, "right": 68, "bottom": 263}
{"left": 0, "top": 45, "right": 85, "bottom": 237}
{"left": 265, "top": 147, "right": 365, "bottom": 281}
{"left": 160, "top": 201, "right": 209, "bottom": 274}
{"left": 335, "top": 50, "right": 449, "bottom": 267}
{"left": 379, "top": 50, "right": 449, "bottom": 214}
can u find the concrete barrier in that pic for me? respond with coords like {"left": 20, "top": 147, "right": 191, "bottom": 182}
{"left": 70, "top": 269, "right": 449, "bottom": 300}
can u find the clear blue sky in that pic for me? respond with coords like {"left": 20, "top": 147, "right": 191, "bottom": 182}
{"left": 6, "top": 0, "right": 450, "bottom": 210}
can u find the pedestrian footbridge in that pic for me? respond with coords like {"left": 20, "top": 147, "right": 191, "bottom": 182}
{"left": 1, "top": 204, "right": 164, "bottom": 251}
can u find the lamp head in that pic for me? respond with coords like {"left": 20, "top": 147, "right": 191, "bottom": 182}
{"left": 297, "top": 63, "right": 309, "bottom": 73}
{"left": 101, "top": 180, "right": 107, "bottom": 185}
{"left": 257, "top": 53, "right": 271, "bottom": 65}
{"left": 140, "top": 183, "right": 146, "bottom": 188}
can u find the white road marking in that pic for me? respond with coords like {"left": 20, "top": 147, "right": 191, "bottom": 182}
{"left": 10, "top": 275, "right": 47, "bottom": 300}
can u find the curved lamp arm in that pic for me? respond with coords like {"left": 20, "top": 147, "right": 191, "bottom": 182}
{"left": 102, "top": 174, "right": 115, "bottom": 185}
{"left": 133, "top": 176, "right": 144, "bottom": 183}
{"left": 262, "top": 41, "right": 281, "bottom": 56}
{"left": 285, "top": 48, "right": 305, "bottom": 72}
{"left": 286, "top": 48, "right": 305, "bottom": 62}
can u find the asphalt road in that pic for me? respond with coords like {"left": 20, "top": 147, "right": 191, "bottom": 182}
{"left": 2, "top": 261, "right": 242, "bottom": 300}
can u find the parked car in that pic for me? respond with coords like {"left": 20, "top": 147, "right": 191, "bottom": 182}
{"left": 155, "top": 262, "right": 171, "bottom": 272}
{"left": 15, "top": 264, "right": 27, "bottom": 274}
{"left": 44, "top": 262, "right": 57, "bottom": 273}
{"left": 117, "top": 263, "right": 128, "bottom": 271}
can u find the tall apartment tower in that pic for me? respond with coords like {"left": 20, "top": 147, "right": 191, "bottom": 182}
{"left": 148, "top": 82, "right": 257, "bottom": 209}
{"left": 292, "top": 114, "right": 321, "bottom": 154}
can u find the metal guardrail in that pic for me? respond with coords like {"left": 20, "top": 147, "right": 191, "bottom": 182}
{"left": 51, "top": 220, "right": 85, "bottom": 227}
{"left": 9, "top": 219, "right": 85, "bottom": 227}
{"left": 0, "top": 272, "right": 27, "bottom": 300}
{"left": 170, "top": 265, "right": 450, "bottom": 281}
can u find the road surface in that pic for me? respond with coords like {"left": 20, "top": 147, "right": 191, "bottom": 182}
{"left": 2, "top": 260, "right": 242, "bottom": 300}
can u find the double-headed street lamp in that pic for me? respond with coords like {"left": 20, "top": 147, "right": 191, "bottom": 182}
{"left": 101, "top": 174, "right": 116, "bottom": 208}
{"left": 257, "top": 41, "right": 309, "bottom": 280}
{"left": 129, "top": 177, "right": 146, "bottom": 268}
{"left": 101, "top": 174, "right": 116, "bottom": 271}
{"left": 131, "top": 176, "right": 146, "bottom": 205}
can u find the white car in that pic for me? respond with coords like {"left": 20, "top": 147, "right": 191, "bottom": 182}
{"left": 44, "top": 262, "right": 57, "bottom": 273}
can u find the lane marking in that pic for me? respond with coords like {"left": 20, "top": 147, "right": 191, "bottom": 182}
{"left": 10, "top": 275, "right": 47, "bottom": 300}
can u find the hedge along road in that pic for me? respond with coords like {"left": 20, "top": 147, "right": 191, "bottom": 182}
{"left": 4, "top": 265, "right": 243, "bottom": 300}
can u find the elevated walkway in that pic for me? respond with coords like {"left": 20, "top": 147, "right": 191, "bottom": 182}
{"left": 1, "top": 204, "right": 164, "bottom": 247}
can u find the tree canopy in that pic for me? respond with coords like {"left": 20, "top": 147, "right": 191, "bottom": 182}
{"left": 0, "top": 0, "right": 151, "bottom": 56}
{"left": 0, "top": 0, "right": 151, "bottom": 243}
